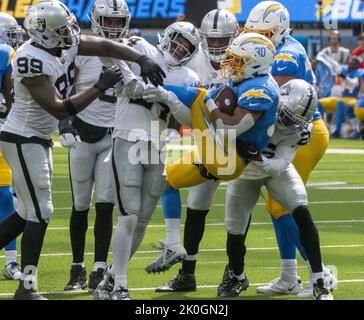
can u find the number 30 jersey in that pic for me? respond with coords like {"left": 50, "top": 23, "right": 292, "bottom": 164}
{"left": 3, "top": 40, "right": 77, "bottom": 140}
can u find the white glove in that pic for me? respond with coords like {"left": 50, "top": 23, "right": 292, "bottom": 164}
{"left": 59, "top": 128, "right": 81, "bottom": 149}
{"left": 118, "top": 78, "right": 145, "bottom": 99}
{"left": 143, "top": 86, "right": 172, "bottom": 104}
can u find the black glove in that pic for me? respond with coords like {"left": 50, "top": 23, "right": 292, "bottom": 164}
{"left": 94, "top": 65, "right": 123, "bottom": 92}
{"left": 0, "top": 103, "right": 10, "bottom": 119}
{"left": 58, "top": 118, "right": 81, "bottom": 149}
{"left": 136, "top": 55, "right": 166, "bottom": 87}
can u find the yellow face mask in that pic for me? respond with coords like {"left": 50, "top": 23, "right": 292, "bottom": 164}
{"left": 220, "top": 49, "right": 253, "bottom": 82}
{"left": 243, "top": 26, "right": 278, "bottom": 46}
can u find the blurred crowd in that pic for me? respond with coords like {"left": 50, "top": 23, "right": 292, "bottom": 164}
{"left": 314, "top": 31, "right": 364, "bottom": 140}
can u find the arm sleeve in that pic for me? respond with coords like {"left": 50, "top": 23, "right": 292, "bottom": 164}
{"left": 272, "top": 51, "right": 300, "bottom": 77}
{"left": 163, "top": 90, "right": 192, "bottom": 126}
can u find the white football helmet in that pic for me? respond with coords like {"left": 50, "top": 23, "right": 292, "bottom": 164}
{"left": 24, "top": 0, "right": 80, "bottom": 49}
{"left": 157, "top": 22, "right": 200, "bottom": 67}
{"left": 278, "top": 79, "right": 318, "bottom": 130}
{"left": 221, "top": 32, "right": 276, "bottom": 82}
{"left": 0, "top": 12, "right": 24, "bottom": 49}
{"left": 90, "top": 0, "right": 131, "bottom": 41}
{"left": 244, "top": 1, "right": 291, "bottom": 47}
{"left": 200, "top": 9, "right": 239, "bottom": 63}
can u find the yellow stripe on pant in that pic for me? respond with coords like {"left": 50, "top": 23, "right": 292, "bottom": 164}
{"left": 266, "top": 119, "right": 329, "bottom": 218}
{"left": 320, "top": 96, "right": 357, "bottom": 112}
{"left": 166, "top": 89, "right": 246, "bottom": 189}
{"left": 0, "top": 149, "right": 12, "bottom": 186}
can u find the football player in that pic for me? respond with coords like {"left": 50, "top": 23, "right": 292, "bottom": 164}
{"left": 244, "top": 0, "right": 337, "bottom": 297}
{"left": 62, "top": 0, "right": 138, "bottom": 292}
{"left": 146, "top": 8, "right": 240, "bottom": 275}
{"left": 0, "top": 0, "right": 164, "bottom": 300}
{"left": 221, "top": 79, "right": 333, "bottom": 300}
{"left": 100, "top": 21, "right": 200, "bottom": 300}
{"left": 0, "top": 12, "right": 23, "bottom": 280}
{"left": 318, "top": 56, "right": 364, "bottom": 138}
{"left": 153, "top": 32, "right": 280, "bottom": 293}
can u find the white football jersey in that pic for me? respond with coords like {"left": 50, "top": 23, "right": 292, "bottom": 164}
{"left": 113, "top": 36, "right": 199, "bottom": 144}
{"left": 186, "top": 43, "right": 223, "bottom": 85}
{"left": 241, "top": 123, "right": 312, "bottom": 180}
{"left": 3, "top": 40, "right": 78, "bottom": 140}
{"left": 74, "top": 55, "right": 116, "bottom": 128}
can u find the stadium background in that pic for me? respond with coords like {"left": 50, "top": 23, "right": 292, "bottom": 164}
{"left": 2, "top": 0, "right": 364, "bottom": 57}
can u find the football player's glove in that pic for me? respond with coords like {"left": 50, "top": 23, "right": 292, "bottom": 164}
{"left": 142, "top": 85, "right": 173, "bottom": 104}
{"left": 119, "top": 78, "right": 145, "bottom": 99}
{"left": 0, "top": 103, "right": 10, "bottom": 119}
{"left": 94, "top": 65, "right": 123, "bottom": 92}
{"left": 59, "top": 120, "right": 81, "bottom": 149}
{"left": 136, "top": 54, "right": 166, "bottom": 87}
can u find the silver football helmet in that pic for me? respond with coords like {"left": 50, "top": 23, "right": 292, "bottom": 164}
{"left": 278, "top": 79, "right": 318, "bottom": 130}
{"left": 157, "top": 22, "right": 200, "bottom": 67}
{"left": 0, "top": 12, "right": 24, "bottom": 49}
{"left": 24, "top": 0, "right": 80, "bottom": 49}
{"left": 200, "top": 9, "right": 239, "bottom": 63}
{"left": 90, "top": 0, "right": 131, "bottom": 41}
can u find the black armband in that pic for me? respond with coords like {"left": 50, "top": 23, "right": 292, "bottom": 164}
{"left": 63, "top": 98, "right": 78, "bottom": 116}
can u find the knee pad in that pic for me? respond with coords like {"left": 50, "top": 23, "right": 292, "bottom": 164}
{"left": 73, "top": 196, "right": 91, "bottom": 212}
{"left": 149, "top": 175, "right": 166, "bottom": 198}
{"left": 123, "top": 163, "right": 143, "bottom": 188}
{"left": 117, "top": 214, "right": 138, "bottom": 235}
{"left": 292, "top": 206, "right": 319, "bottom": 244}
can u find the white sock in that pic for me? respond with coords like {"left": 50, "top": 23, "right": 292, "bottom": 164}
{"left": 349, "top": 118, "right": 358, "bottom": 131}
{"left": 281, "top": 259, "right": 298, "bottom": 283}
{"left": 234, "top": 273, "right": 246, "bottom": 281}
{"left": 313, "top": 272, "right": 323, "bottom": 283}
{"left": 165, "top": 218, "right": 181, "bottom": 247}
{"left": 72, "top": 262, "right": 84, "bottom": 268}
{"left": 184, "top": 254, "right": 197, "bottom": 261}
{"left": 5, "top": 250, "right": 17, "bottom": 265}
{"left": 94, "top": 261, "right": 107, "bottom": 272}
{"left": 112, "top": 215, "right": 137, "bottom": 291}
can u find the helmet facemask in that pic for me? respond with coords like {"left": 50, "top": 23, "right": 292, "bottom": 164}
{"left": 221, "top": 49, "right": 253, "bottom": 82}
{"left": 91, "top": 12, "right": 130, "bottom": 41}
{"left": 278, "top": 99, "right": 309, "bottom": 131}
{"left": 201, "top": 34, "right": 234, "bottom": 63}
{"left": 54, "top": 14, "right": 80, "bottom": 48}
{"left": 244, "top": 26, "right": 280, "bottom": 46}
{"left": 162, "top": 32, "right": 196, "bottom": 66}
{"left": 4, "top": 26, "right": 24, "bottom": 49}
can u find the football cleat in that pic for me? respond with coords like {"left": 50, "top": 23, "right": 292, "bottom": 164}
{"left": 88, "top": 268, "right": 105, "bottom": 292}
{"left": 298, "top": 268, "right": 338, "bottom": 298}
{"left": 155, "top": 269, "right": 196, "bottom": 292}
{"left": 4, "top": 262, "right": 21, "bottom": 280}
{"left": 93, "top": 266, "right": 114, "bottom": 300}
{"left": 13, "top": 288, "right": 47, "bottom": 300}
{"left": 145, "top": 244, "right": 187, "bottom": 274}
{"left": 217, "top": 264, "right": 234, "bottom": 296}
{"left": 313, "top": 278, "right": 334, "bottom": 300}
{"left": 217, "top": 272, "right": 249, "bottom": 297}
{"left": 256, "top": 277, "right": 302, "bottom": 295}
{"left": 64, "top": 265, "right": 87, "bottom": 291}
{"left": 110, "top": 286, "right": 131, "bottom": 300}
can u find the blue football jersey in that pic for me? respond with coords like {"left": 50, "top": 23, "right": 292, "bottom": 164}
{"left": 341, "top": 66, "right": 364, "bottom": 98}
{"left": 0, "top": 44, "right": 14, "bottom": 91}
{"left": 231, "top": 74, "right": 279, "bottom": 152}
{"left": 272, "top": 35, "right": 321, "bottom": 121}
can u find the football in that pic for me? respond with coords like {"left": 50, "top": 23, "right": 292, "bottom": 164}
{"left": 214, "top": 86, "right": 238, "bottom": 116}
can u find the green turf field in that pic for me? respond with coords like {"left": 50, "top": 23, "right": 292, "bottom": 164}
{"left": 1, "top": 139, "right": 363, "bottom": 300}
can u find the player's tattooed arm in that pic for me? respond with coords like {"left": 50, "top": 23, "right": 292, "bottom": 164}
{"left": 21, "top": 66, "right": 122, "bottom": 120}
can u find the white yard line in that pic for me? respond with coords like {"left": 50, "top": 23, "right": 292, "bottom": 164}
{"left": 44, "top": 219, "right": 364, "bottom": 231}
{"left": 0, "top": 279, "right": 363, "bottom": 297}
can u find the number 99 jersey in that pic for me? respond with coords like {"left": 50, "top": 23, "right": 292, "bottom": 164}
{"left": 3, "top": 40, "right": 78, "bottom": 140}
